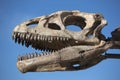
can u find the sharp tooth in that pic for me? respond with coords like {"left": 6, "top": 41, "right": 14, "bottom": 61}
{"left": 41, "top": 36, "right": 44, "bottom": 40}
{"left": 43, "top": 52, "right": 46, "bottom": 55}
{"left": 17, "top": 33, "right": 20, "bottom": 38}
{"left": 41, "top": 53, "right": 44, "bottom": 56}
{"left": 39, "top": 35, "right": 41, "bottom": 40}
{"left": 57, "top": 37, "right": 59, "bottom": 40}
{"left": 66, "top": 37, "right": 69, "bottom": 41}
{"left": 48, "top": 36, "right": 50, "bottom": 41}
{"left": 15, "top": 32, "right": 18, "bottom": 38}
{"left": 33, "top": 53, "right": 37, "bottom": 57}
{"left": 34, "top": 35, "right": 36, "bottom": 41}
{"left": 25, "top": 41, "right": 29, "bottom": 47}
{"left": 60, "top": 37, "right": 63, "bottom": 41}
{"left": 15, "top": 37, "right": 18, "bottom": 43}
{"left": 36, "top": 34, "right": 38, "bottom": 41}
{"left": 38, "top": 54, "right": 41, "bottom": 56}
{"left": 21, "top": 40, "right": 24, "bottom": 46}
{"left": 50, "top": 36, "right": 53, "bottom": 41}
{"left": 26, "top": 33, "right": 30, "bottom": 40}
{"left": 37, "top": 35, "right": 40, "bottom": 40}
{"left": 30, "top": 34, "right": 34, "bottom": 40}
{"left": 63, "top": 37, "right": 66, "bottom": 41}
{"left": 30, "top": 54, "right": 34, "bottom": 58}
{"left": 27, "top": 54, "right": 31, "bottom": 59}
{"left": 40, "top": 36, "right": 43, "bottom": 40}
{"left": 43, "top": 36, "right": 45, "bottom": 41}
{"left": 22, "top": 34, "right": 26, "bottom": 40}
{"left": 35, "top": 52, "right": 39, "bottom": 57}
{"left": 75, "top": 40, "right": 79, "bottom": 43}
{"left": 23, "top": 55, "right": 27, "bottom": 60}
{"left": 18, "top": 38, "right": 21, "bottom": 44}
{"left": 44, "top": 36, "right": 47, "bottom": 41}
{"left": 19, "top": 33, "right": 23, "bottom": 39}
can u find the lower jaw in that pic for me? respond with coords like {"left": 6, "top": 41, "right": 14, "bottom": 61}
{"left": 16, "top": 45, "right": 96, "bottom": 73}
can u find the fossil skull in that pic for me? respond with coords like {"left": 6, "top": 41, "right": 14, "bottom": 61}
{"left": 12, "top": 10, "right": 114, "bottom": 73}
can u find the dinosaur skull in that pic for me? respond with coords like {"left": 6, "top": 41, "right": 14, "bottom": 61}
{"left": 12, "top": 10, "right": 108, "bottom": 73}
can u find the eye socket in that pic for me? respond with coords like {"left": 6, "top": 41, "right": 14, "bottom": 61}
{"left": 66, "top": 25, "right": 81, "bottom": 32}
{"left": 48, "top": 23, "right": 61, "bottom": 30}
{"left": 64, "top": 16, "right": 86, "bottom": 30}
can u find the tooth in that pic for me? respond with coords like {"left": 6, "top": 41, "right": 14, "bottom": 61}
{"left": 57, "top": 37, "right": 59, "bottom": 40}
{"left": 29, "top": 34, "right": 32, "bottom": 40}
{"left": 62, "top": 37, "right": 65, "bottom": 41}
{"left": 50, "top": 36, "right": 53, "bottom": 41}
{"left": 18, "top": 38, "right": 21, "bottom": 44}
{"left": 23, "top": 55, "right": 27, "bottom": 60}
{"left": 27, "top": 54, "right": 31, "bottom": 59}
{"left": 66, "top": 37, "right": 69, "bottom": 41}
{"left": 41, "top": 36, "right": 44, "bottom": 40}
{"left": 43, "top": 36, "right": 45, "bottom": 41}
{"left": 14, "top": 36, "right": 17, "bottom": 42}
{"left": 35, "top": 53, "right": 39, "bottom": 57}
{"left": 36, "top": 34, "right": 38, "bottom": 41}
{"left": 47, "top": 36, "right": 50, "bottom": 41}
{"left": 30, "top": 54, "right": 34, "bottom": 58}
{"left": 40, "top": 36, "right": 43, "bottom": 40}
{"left": 42, "top": 53, "right": 45, "bottom": 56}
{"left": 34, "top": 35, "right": 36, "bottom": 41}
{"left": 60, "top": 37, "right": 63, "bottom": 41}
{"left": 45, "top": 52, "right": 48, "bottom": 55}
{"left": 38, "top": 54, "right": 41, "bottom": 56}
{"left": 75, "top": 40, "right": 79, "bottom": 43}
{"left": 15, "top": 32, "right": 18, "bottom": 38}
{"left": 44, "top": 52, "right": 48, "bottom": 55}
{"left": 37, "top": 35, "right": 40, "bottom": 40}
{"left": 39, "top": 35, "right": 41, "bottom": 40}
{"left": 41, "top": 53, "right": 44, "bottom": 56}
{"left": 19, "top": 33, "right": 22, "bottom": 39}
{"left": 17, "top": 33, "right": 20, "bottom": 38}
{"left": 44, "top": 36, "right": 47, "bottom": 41}
{"left": 26, "top": 33, "right": 30, "bottom": 40}
{"left": 33, "top": 53, "right": 37, "bottom": 57}
{"left": 25, "top": 41, "right": 29, "bottom": 47}
{"left": 30, "top": 34, "right": 34, "bottom": 40}
{"left": 53, "top": 36, "right": 55, "bottom": 40}
{"left": 21, "top": 40, "right": 24, "bottom": 46}
{"left": 22, "top": 34, "right": 25, "bottom": 40}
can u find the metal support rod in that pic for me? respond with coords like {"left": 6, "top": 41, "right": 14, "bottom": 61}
{"left": 104, "top": 53, "right": 120, "bottom": 59}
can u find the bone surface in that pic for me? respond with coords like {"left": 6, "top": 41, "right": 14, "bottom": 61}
{"left": 12, "top": 10, "right": 120, "bottom": 73}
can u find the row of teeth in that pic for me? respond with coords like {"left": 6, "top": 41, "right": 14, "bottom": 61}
{"left": 12, "top": 32, "right": 70, "bottom": 42}
{"left": 12, "top": 32, "right": 71, "bottom": 50}
{"left": 17, "top": 51, "right": 56, "bottom": 61}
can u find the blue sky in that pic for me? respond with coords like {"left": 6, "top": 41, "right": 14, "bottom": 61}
{"left": 0, "top": 0, "right": 120, "bottom": 80}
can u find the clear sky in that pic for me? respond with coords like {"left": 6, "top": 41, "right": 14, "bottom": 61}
{"left": 0, "top": 0, "right": 120, "bottom": 80}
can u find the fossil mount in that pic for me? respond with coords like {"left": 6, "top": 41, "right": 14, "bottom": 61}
{"left": 12, "top": 10, "right": 120, "bottom": 73}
